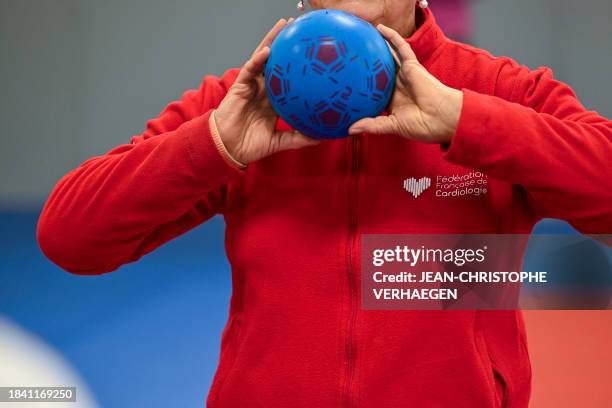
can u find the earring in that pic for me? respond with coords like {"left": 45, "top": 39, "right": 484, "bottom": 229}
{"left": 297, "top": 0, "right": 305, "bottom": 11}
{"left": 419, "top": 0, "right": 428, "bottom": 8}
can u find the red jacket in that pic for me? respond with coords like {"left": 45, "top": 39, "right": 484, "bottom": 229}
{"left": 38, "top": 8, "right": 612, "bottom": 408}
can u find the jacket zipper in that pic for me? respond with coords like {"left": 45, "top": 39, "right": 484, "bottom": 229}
{"left": 343, "top": 135, "right": 361, "bottom": 408}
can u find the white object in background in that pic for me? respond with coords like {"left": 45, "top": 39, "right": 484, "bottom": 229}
{"left": 0, "top": 317, "right": 99, "bottom": 408}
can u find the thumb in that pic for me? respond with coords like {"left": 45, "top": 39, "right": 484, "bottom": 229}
{"left": 349, "top": 116, "right": 397, "bottom": 135}
{"left": 271, "top": 130, "right": 320, "bottom": 153}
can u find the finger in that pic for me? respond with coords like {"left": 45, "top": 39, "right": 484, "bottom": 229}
{"left": 349, "top": 116, "right": 397, "bottom": 135}
{"left": 384, "top": 40, "right": 401, "bottom": 67}
{"left": 377, "top": 24, "right": 418, "bottom": 63}
{"left": 254, "top": 18, "right": 288, "bottom": 55}
{"left": 272, "top": 131, "right": 320, "bottom": 152}
{"left": 235, "top": 47, "right": 270, "bottom": 85}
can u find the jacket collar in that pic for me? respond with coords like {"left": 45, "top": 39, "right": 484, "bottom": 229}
{"left": 406, "top": 6, "right": 445, "bottom": 63}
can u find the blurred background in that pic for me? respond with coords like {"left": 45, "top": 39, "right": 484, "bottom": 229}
{"left": 1, "top": 0, "right": 611, "bottom": 407}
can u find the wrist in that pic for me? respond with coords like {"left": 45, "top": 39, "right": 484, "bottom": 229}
{"left": 210, "top": 110, "right": 247, "bottom": 169}
{"left": 440, "top": 87, "right": 463, "bottom": 144}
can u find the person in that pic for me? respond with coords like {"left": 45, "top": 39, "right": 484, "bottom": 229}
{"left": 37, "top": 0, "right": 612, "bottom": 406}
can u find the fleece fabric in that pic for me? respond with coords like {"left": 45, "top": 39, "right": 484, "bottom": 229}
{"left": 38, "top": 7, "right": 612, "bottom": 408}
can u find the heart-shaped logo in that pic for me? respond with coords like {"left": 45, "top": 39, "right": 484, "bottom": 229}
{"left": 403, "top": 177, "right": 432, "bottom": 198}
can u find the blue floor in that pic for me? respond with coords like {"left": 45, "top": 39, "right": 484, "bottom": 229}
{"left": 0, "top": 210, "right": 231, "bottom": 408}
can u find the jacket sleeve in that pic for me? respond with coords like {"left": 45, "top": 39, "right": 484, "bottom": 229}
{"left": 443, "top": 62, "right": 612, "bottom": 233}
{"left": 37, "top": 72, "right": 243, "bottom": 275}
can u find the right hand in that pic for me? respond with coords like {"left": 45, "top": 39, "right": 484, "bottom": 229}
{"left": 215, "top": 18, "right": 319, "bottom": 165}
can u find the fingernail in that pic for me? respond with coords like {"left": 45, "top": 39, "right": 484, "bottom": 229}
{"left": 288, "top": 17, "right": 295, "bottom": 23}
{"left": 349, "top": 127, "right": 361, "bottom": 135}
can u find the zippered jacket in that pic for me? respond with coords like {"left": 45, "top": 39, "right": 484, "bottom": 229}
{"left": 38, "top": 7, "right": 612, "bottom": 408}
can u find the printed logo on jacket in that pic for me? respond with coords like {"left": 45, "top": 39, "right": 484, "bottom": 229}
{"left": 404, "top": 171, "right": 488, "bottom": 198}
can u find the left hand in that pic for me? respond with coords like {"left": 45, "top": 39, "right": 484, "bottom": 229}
{"left": 348, "top": 24, "right": 463, "bottom": 144}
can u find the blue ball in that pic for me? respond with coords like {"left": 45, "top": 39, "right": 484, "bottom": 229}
{"left": 265, "top": 10, "right": 395, "bottom": 139}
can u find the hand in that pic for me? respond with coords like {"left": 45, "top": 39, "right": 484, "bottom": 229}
{"left": 215, "top": 18, "right": 319, "bottom": 165}
{"left": 349, "top": 24, "right": 463, "bottom": 144}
